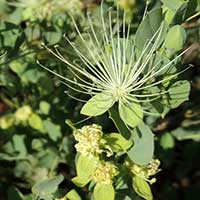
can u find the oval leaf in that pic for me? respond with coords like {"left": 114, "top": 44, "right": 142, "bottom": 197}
{"left": 94, "top": 183, "right": 115, "bottom": 200}
{"left": 32, "top": 175, "right": 64, "bottom": 196}
{"left": 119, "top": 101, "right": 143, "bottom": 128}
{"left": 135, "top": 8, "right": 167, "bottom": 50}
{"left": 164, "top": 25, "right": 186, "bottom": 51}
{"left": 81, "top": 92, "right": 114, "bottom": 116}
{"left": 72, "top": 155, "right": 98, "bottom": 187}
{"left": 128, "top": 123, "right": 154, "bottom": 165}
{"left": 132, "top": 176, "right": 153, "bottom": 200}
{"left": 104, "top": 133, "right": 132, "bottom": 152}
{"left": 168, "top": 80, "right": 190, "bottom": 108}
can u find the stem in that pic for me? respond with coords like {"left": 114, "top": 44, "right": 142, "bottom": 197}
{"left": 108, "top": 104, "right": 131, "bottom": 139}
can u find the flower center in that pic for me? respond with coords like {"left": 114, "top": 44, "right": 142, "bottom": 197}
{"left": 112, "top": 85, "right": 126, "bottom": 102}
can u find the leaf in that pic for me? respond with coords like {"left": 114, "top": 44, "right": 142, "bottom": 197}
{"left": 168, "top": 80, "right": 190, "bottom": 108}
{"left": 172, "top": 0, "right": 198, "bottom": 24}
{"left": 66, "top": 189, "right": 81, "bottom": 200}
{"left": 72, "top": 155, "right": 98, "bottom": 187}
{"left": 81, "top": 92, "right": 114, "bottom": 116}
{"left": 28, "top": 113, "right": 45, "bottom": 133}
{"left": 93, "top": 183, "right": 115, "bottom": 200}
{"left": 9, "top": 61, "right": 27, "bottom": 76}
{"left": 119, "top": 101, "right": 143, "bottom": 128}
{"left": 161, "top": 0, "right": 184, "bottom": 10}
{"left": 7, "top": 187, "right": 24, "bottom": 200}
{"left": 164, "top": 25, "right": 186, "bottom": 51}
{"left": 32, "top": 175, "right": 64, "bottom": 196}
{"left": 160, "top": 132, "right": 175, "bottom": 149}
{"left": 39, "top": 101, "right": 50, "bottom": 115}
{"left": 135, "top": 8, "right": 167, "bottom": 50}
{"left": 43, "top": 120, "right": 61, "bottom": 141}
{"left": 132, "top": 176, "right": 153, "bottom": 200}
{"left": 172, "top": 127, "right": 200, "bottom": 141}
{"left": 128, "top": 123, "right": 154, "bottom": 165}
{"left": 109, "top": 105, "right": 131, "bottom": 139}
{"left": 13, "top": 135, "right": 27, "bottom": 157}
{"left": 104, "top": 133, "right": 132, "bottom": 152}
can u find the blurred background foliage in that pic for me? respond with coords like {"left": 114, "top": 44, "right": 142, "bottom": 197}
{"left": 0, "top": 0, "right": 200, "bottom": 199}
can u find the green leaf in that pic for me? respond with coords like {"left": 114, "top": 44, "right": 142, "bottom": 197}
{"left": 7, "top": 187, "right": 24, "bottom": 200}
{"left": 109, "top": 105, "right": 131, "bottom": 139}
{"left": 44, "top": 30, "right": 62, "bottom": 45}
{"left": 164, "top": 25, "right": 186, "bottom": 51}
{"left": 32, "top": 175, "right": 64, "bottom": 196}
{"left": 161, "top": 0, "right": 184, "bottom": 10}
{"left": 104, "top": 133, "right": 132, "bottom": 152}
{"left": 43, "top": 120, "right": 61, "bottom": 142}
{"left": 132, "top": 176, "right": 153, "bottom": 200}
{"left": 128, "top": 123, "right": 154, "bottom": 165}
{"left": 39, "top": 101, "right": 50, "bottom": 115}
{"left": 93, "top": 183, "right": 115, "bottom": 200}
{"left": 9, "top": 61, "right": 27, "bottom": 76}
{"left": 160, "top": 132, "right": 175, "bottom": 149}
{"left": 13, "top": 135, "right": 27, "bottom": 157}
{"left": 28, "top": 113, "right": 45, "bottom": 133}
{"left": 81, "top": 92, "right": 114, "bottom": 116}
{"left": 135, "top": 8, "right": 167, "bottom": 50}
{"left": 66, "top": 189, "right": 81, "bottom": 200}
{"left": 119, "top": 101, "right": 143, "bottom": 128}
{"left": 72, "top": 155, "right": 98, "bottom": 187}
{"left": 172, "top": 127, "right": 200, "bottom": 141}
{"left": 168, "top": 80, "right": 190, "bottom": 108}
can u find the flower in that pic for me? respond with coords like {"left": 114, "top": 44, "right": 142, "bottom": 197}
{"left": 74, "top": 124, "right": 104, "bottom": 158}
{"left": 129, "top": 159, "right": 161, "bottom": 184}
{"left": 92, "top": 161, "right": 118, "bottom": 184}
{"left": 41, "top": 1, "right": 189, "bottom": 125}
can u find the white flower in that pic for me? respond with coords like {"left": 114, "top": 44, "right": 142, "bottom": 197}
{"left": 40, "top": 1, "right": 189, "bottom": 124}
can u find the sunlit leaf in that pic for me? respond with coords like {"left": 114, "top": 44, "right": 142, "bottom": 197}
{"left": 104, "top": 133, "right": 132, "bottom": 152}
{"left": 81, "top": 92, "right": 114, "bottom": 116}
{"left": 164, "top": 25, "right": 186, "bottom": 51}
{"left": 66, "top": 189, "right": 81, "bottom": 200}
{"left": 93, "top": 183, "right": 115, "bottom": 200}
{"left": 72, "top": 155, "right": 98, "bottom": 187}
{"left": 119, "top": 101, "right": 143, "bottom": 128}
{"left": 132, "top": 176, "right": 153, "bottom": 200}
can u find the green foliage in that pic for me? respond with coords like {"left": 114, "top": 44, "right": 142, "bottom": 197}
{"left": 128, "top": 123, "right": 154, "bottom": 165}
{"left": 164, "top": 25, "right": 186, "bottom": 51}
{"left": 32, "top": 175, "right": 64, "bottom": 199}
{"left": 93, "top": 183, "right": 115, "bottom": 200}
{"left": 132, "top": 176, "right": 153, "bottom": 200}
{"left": 81, "top": 92, "right": 114, "bottom": 116}
{"left": 0, "top": 0, "right": 199, "bottom": 200}
{"left": 119, "top": 101, "right": 143, "bottom": 128}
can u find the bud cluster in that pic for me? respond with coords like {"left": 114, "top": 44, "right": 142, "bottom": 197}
{"left": 92, "top": 161, "right": 118, "bottom": 184}
{"left": 74, "top": 124, "right": 104, "bottom": 158}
